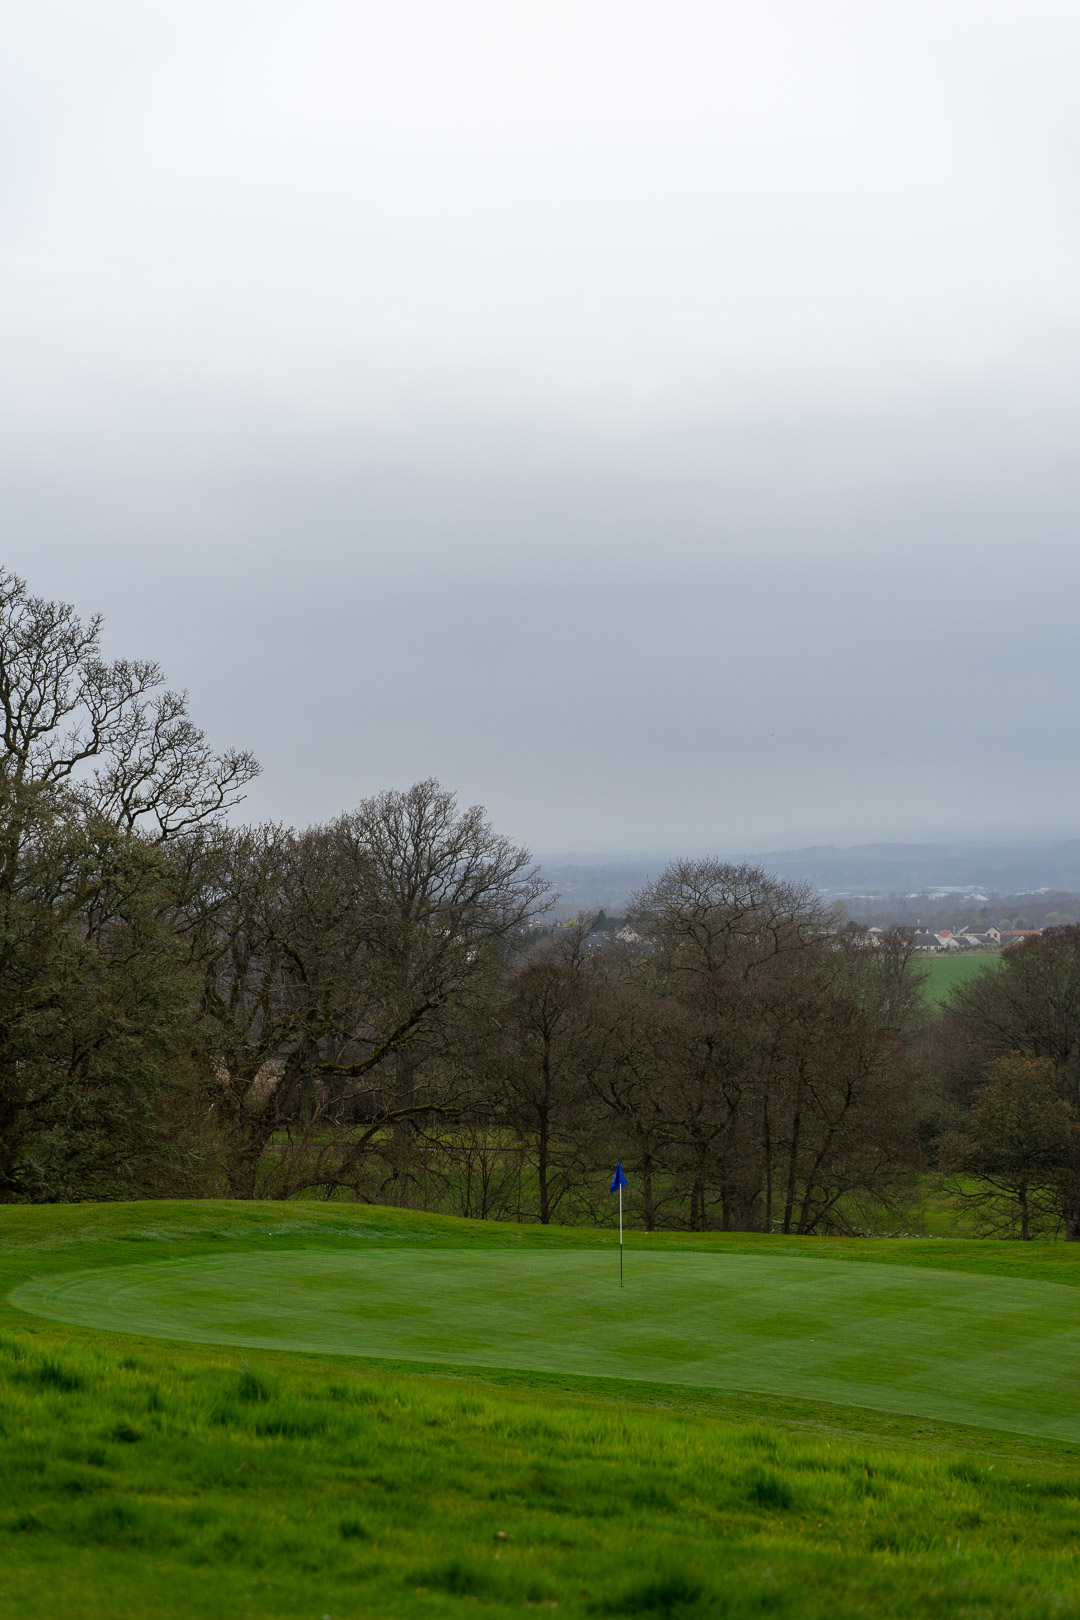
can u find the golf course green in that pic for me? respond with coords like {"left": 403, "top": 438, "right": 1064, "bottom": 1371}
{"left": 12, "top": 1203, "right": 1080, "bottom": 1618}
{"left": 14, "top": 1242, "right": 1080, "bottom": 1441}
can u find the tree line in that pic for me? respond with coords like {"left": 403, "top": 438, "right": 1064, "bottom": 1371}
{"left": 2, "top": 567, "right": 1078, "bottom": 1238}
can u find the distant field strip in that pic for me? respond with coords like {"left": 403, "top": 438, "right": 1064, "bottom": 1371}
{"left": 918, "top": 952, "right": 1000, "bottom": 1006}
{"left": 14, "top": 1247, "right": 1080, "bottom": 1441}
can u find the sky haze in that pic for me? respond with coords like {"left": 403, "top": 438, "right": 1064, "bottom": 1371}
{"left": 4, "top": 1, "right": 1079, "bottom": 851}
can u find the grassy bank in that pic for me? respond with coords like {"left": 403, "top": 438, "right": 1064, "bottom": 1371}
{"left": 6, "top": 1201, "right": 1080, "bottom": 1617}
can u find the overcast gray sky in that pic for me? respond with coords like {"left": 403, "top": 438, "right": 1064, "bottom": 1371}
{"left": 4, "top": 0, "right": 1080, "bottom": 852}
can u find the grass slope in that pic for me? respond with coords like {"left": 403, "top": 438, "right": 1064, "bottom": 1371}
{"left": 6, "top": 1202, "right": 1080, "bottom": 1617}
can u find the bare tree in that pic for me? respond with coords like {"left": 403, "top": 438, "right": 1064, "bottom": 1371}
{"left": 938, "top": 1055, "right": 1076, "bottom": 1240}
{"left": 629, "top": 859, "right": 826, "bottom": 980}
{"left": 420, "top": 1118, "right": 526, "bottom": 1222}
{"left": 0, "top": 567, "right": 258, "bottom": 1196}
{"left": 480, "top": 927, "right": 610, "bottom": 1224}
{"left": 944, "top": 928, "right": 1080, "bottom": 1103}
{"left": 762, "top": 979, "right": 910, "bottom": 1235}
{"left": 940, "top": 929, "right": 1080, "bottom": 1237}
{"left": 187, "top": 781, "right": 549, "bottom": 1197}
{"left": 586, "top": 981, "right": 685, "bottom": 1231}
{"left": 0, "top": 786, "right": 211, "bottom": 1201}
{"left": 832, "top": 926, "right": 929, "bottom": 1045}
{"left": 0, "top": 568, "right": 258, "bottom": 843}
{"left": 607, "top": 860, "right": 914, "bottom": 1233}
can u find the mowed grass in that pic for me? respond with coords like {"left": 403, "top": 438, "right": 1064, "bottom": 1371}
{"left": 7, "top": 1203, "right": 1080, "bottom": 1617}
{"left": 18, "top": 1245, "right": 1080, "bottom": 1442}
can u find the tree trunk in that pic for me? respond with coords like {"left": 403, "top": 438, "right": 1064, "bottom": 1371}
{"left": 226, "top": 1112, "right": 277, "bottom": 1199}
{"left": 227, "top": 1151, "right": 262, "bottom": 1199}
{"left": 641, "top": 1145, "right": 655, "bottom": 1232}
{"left": 763, "top": 1090, "right": 773, "bottom": 1234}
{"left": 537, "top": 1103, "right": 551, "bottom": 1224}
{"left": 782, "top": 1069, "right": 806, "bottom": 1236}
{"left": 692, "top": 1169, "right": 708, "bottom": 1231}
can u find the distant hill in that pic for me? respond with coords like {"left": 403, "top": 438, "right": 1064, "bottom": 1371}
{"left": 537, "top": 840, "right": 1080, "bottom": 914}
{"left": 537, "top": 860, "right": 661, "bottom": 916}
{"left": 753, "top": 841, "right": 1080, "bottom": 897}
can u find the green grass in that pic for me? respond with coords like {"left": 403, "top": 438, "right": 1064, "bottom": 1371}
{"left": 19, "top": 1243, "right": 1080, "bottom": 1442}
{"left": 8, "top": 1202, "right": 1080, "bottom": 1616}
{"left": 918, "top": 951, "right": 1001, "bottom": 1007}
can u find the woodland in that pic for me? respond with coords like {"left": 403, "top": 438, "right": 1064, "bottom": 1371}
{"left": 3, "top": 567, "right": 1078, "bottom": 1240}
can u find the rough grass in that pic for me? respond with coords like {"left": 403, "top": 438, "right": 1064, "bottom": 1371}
{"left": 6, "top": 1201, "right": 1080, "bottom": 1616}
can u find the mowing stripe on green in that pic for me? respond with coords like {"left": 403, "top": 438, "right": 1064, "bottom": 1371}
{"left": 13, "top": 1247, "right": 1080, "bottom": 1441}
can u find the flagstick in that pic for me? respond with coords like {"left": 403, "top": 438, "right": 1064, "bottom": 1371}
{"left": 619, "top": 1183, "right": 623, "bottom": 1288}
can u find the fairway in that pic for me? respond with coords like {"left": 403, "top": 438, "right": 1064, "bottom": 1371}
{"left": 15, "top": 1244, "right": 1080, "bottom": 1442}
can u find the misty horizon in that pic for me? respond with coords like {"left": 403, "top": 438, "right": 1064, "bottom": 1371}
{"left": 5, "top": 1, "right": 1079, "bottom": 852}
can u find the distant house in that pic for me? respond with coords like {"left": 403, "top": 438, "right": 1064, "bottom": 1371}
{"left": 952, "top": 926, "right": 995, "bottom": 949}
{"left": 912, "top": 924, "right": 1041, "bottom": 954}
{"left": 948, "top": 927, "right": 1013, "bottom": 951}
{"left": 837, "top": 924, "right": 890, "bottom": 949}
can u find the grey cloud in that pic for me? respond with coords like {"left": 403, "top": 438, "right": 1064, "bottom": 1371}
{"left": 4, "top": 1, "right": 1080, "bottom": 852}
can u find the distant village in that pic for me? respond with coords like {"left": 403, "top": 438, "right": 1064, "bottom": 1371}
{"left": 874, "top": 924, "right": 1041, "bottom": 953}
{"left": 564, "top": 911, "right": 1047, "bottom": 955}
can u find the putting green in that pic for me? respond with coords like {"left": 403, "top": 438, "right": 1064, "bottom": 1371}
{"left": 13, "top": 1246, "right": 1080, "bottom": 1440}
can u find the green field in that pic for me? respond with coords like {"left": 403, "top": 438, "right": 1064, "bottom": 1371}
{"left": 917, "top": 951, "right": 1001, "bottom": 1007}
{"left": 8, "top": 1202, "right": 1080, "bottom": 1617}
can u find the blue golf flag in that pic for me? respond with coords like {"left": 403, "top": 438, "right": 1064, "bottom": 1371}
{"left": 610, "top": 1162, "right": 628, "bottom": 1193}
